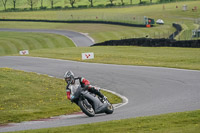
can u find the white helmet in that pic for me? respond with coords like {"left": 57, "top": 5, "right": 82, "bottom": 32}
{"left": 64, "top": 71, "right": 74, "bottom": 84}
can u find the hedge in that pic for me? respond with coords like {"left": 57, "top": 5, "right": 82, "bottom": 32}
{"left": 169, "top": 23, "right": 182, "bottom": 40}
{"left": 0, "top": 19, "right": 146, "bottom": 27}
{"left": 92, "top": 38, "right": 200, "bottom": 48}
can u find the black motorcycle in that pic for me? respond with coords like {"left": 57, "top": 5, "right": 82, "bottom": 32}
{"left": 70, "top": 86, "right": 114, "bottom": 117}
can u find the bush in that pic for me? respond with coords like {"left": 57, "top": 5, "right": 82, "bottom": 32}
{"left": 158, "top": 0, "right": 176, "bottom": 3}
{"left": 106, "top": 4, "right": 115, "bottom": 7}
{"left": 169, "top": 23, "right": 182, "bottom": 39}
{"left": 23, "top": 8, "right": 29, "bottom": 11}
{"left": 54, "top": 6, "right": 62, "bottom": 9}
{"left": 5, "top": 8, "right": 15, "bottom": 11}
{"left": 96, "top": 4, "right": 105, "bottom": 8}
{"left": 78, "top": 5, "right": 88, "bottom": 8}
{"left": 139, "top": 1, "right": 148, "bottom": 5}
{"left": 40, "top": 6, "right": 47, "bottom": 10}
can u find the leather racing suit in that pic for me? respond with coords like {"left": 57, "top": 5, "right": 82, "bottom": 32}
{"left": 66, "top": 77, "right": 104, "bottom": 100}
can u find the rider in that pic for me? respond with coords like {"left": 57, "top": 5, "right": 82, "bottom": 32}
{"left": 64, "top": 71, "right": 106, "bottom": 101}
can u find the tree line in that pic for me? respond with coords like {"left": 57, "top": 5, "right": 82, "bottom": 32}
{"left": 0, "top": 0, "right": 177, "bottom": 11}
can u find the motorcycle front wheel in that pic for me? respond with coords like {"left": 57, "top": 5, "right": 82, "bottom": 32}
{"left": 105, "top": 101, "right": 114, "bottom": 114}
{"left": 78, "top": 100, "right": 95, "bottom": 117}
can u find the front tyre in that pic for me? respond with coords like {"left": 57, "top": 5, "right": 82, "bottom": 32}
{"left": 78, "top": 100, "right": 95, "bottom": 117}
{"left": 105, "top": 102, "right": 114, "bottom": 114}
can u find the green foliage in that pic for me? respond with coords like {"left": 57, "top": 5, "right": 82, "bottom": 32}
{"left": 158, "top": 0, "right": 193, "bottom": 3}
{"left": 0, "top": 0, "right": 197, "bottom": 11}
{"left": 1, "top": 0, "right": 8, "bottom": 10}
{"left": 0, "top": 0, "right": 160, "bottom": 11}
{"left": 27, "top": 0, "right": 38, "bottom": 10}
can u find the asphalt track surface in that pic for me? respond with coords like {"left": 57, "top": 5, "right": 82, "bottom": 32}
{"left": 0, "top": 28, "right": 94, "bottom": 47}
{"left": 0, "top": 56, "right": 200, "bottom": 132}
{"left": 0, "top": 28, "right": 200, "bottom": 132}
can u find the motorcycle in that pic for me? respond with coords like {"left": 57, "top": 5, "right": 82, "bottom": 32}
{"left": 70, "top": 85, "right": 114, "bottom": 117}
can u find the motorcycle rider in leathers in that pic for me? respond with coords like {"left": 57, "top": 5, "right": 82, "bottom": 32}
{"left": 64, "top": 71, "right": 106, "bottom": 101}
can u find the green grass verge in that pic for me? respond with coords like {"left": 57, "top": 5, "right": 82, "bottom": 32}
{"left": 0, "top": 32, "right": 199, "bottom": 70}
{"left": 25, "top": 46, "right": 200, "bottom": 70}
{"left": 0, "top": 22, "right": 175, "bottom": 43}
{"left": 5, "top": 110, "right": 200, "bottom": 133}
{"left": 0, "top": 31, "right": 75, "bottom": 56}
{"left": 0, "top": 68, "right": 122, "bottom": 124}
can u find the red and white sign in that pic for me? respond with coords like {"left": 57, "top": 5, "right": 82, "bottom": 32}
{"left": 19, "top": 50, "right": 29, "bottom": 55}
{"left": 82, "top": 52, "right": 94, "bottom": 60}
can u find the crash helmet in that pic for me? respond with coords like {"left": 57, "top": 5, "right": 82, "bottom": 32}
{"left": 64, "top": 71, "right": 75, "bottom": 84}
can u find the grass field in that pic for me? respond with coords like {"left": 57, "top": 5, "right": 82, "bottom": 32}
{"left": 5, "top": 110, "right": 200, "bottom": 133}
{"left": 0, "top": 31, "right": 75, "bottom": 56}
{"left": 0, "top": 32, "right": 200, "bottom": 70}
{"left": 0, "top": 68, "right": 122, "bottom": 124}
{"left": 0, "top": 22, "right": 175, "bottom": 43}
{"left": 0, "top": 1, "right": 199, "bottom": 40}
{"left": 1, "top": 1, "right": 199, "bottom": 23}
{"left": 0, "top": 32, "right": 199, "bottom": 70}
{"left": 28, "top": 46, "right": 200, "bottom": 70}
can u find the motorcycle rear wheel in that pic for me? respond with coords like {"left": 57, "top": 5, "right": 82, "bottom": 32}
{"left": 78, "top": 100, "right": 95, "bottom": 117}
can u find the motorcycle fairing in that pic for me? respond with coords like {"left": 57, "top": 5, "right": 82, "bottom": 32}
{"left": 82, "top": 91, "right": 108, "bottom": 114}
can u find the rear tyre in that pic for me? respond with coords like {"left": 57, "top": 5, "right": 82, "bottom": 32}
{"left": 78, "top": 100, "right": 95, "bottom": 117}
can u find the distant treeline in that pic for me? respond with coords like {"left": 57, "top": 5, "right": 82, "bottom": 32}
{"left": 0, "top": 0, "right": 193, "bottom": 11}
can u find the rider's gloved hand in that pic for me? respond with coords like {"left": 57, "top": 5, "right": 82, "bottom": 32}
{"left": 70, "top": 95, "right": 75, "bottom": 102}
{"left": 102, "top": 96, "right": 107, "bottom": 102}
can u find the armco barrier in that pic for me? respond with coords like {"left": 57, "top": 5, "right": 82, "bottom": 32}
{"left": 92, "top": 38, "right": 200, "bottom": 48}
